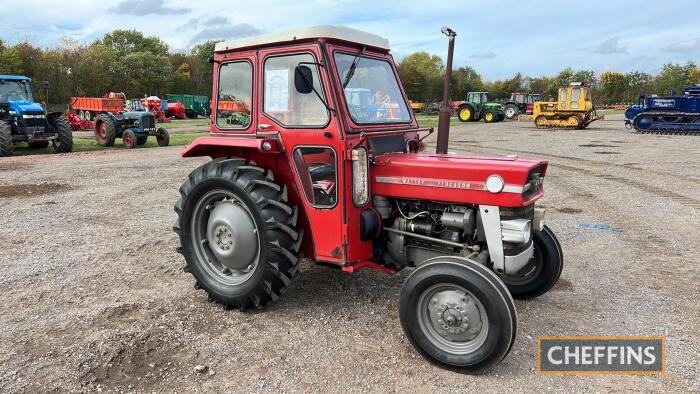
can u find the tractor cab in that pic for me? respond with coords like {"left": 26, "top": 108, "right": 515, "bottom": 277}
{"left": 174, "top": 26, "right": 562, "bottom": 373}
{"left": 558, "top": 82, "right": 592, "bottom": 111}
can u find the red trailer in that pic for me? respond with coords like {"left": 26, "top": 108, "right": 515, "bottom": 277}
{"left": 70, "top": 92, "right": 126, "bottom": 121}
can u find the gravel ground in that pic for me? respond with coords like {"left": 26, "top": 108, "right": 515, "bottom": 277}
{"left": 0, "top": 115, "right": 698, "bottom": 393}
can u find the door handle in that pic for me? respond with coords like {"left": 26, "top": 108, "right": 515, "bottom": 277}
{"left": 258, "top": 123, "right": 273, "bottom": 131}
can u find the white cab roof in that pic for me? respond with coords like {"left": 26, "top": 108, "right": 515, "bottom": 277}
{"left": 214, "top": 25, "right": 390, "bottom": 52}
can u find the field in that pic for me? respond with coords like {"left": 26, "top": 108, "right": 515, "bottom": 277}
{"left": 0, "top": 115, "right": 698, "bottom": 392}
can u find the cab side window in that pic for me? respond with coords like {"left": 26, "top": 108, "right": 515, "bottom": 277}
{"left": 293, "top": 147, "right": 337, "bottom": 208}
{"left": 217, "top": 61, "right": 253, "bottom": 129}
{"left": 263, "top": 53, "right": 329, "bottom": 127}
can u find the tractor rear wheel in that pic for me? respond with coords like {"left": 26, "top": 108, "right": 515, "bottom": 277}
{"left": 504, "top": 104, "right": 518, "bottom": 119}
{"left": 0, "top": 120, "right": 13, "bottom": 157}
{"left": 457, "top": 106, "right": 473, "bottom": 122}
{"left": 400, "top": 256, "right": 516, "bottom": 373}
{"left": 49, "top": 116, "right": 73, "bottom": 153}
{"left": 174, "top": 158, "right": 302, "bottom": 310}
{"left": 94, "top": 114, "right": 117, "bottom": 147}
{"left": 28, "top": 141, "right": 49, "bottom": 149}
{"left": 156, "top": 128, "right": 169, "bottom": 146}
{"left": 501, "top": 226, "right": 563, "bottom": 298}
{"left": 122, "top": 129, "right": 137, "bottom": 149}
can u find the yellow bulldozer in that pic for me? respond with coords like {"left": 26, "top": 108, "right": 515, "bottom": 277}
{"left": 532, "top": 83, "right": 603, "bottom": 129}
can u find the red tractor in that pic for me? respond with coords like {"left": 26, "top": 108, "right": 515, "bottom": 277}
{"left": 503, "top": 92, "right": 541, "bottom": 119}
{"left": 173, "top": 26, "right": 562, "bottom": 373}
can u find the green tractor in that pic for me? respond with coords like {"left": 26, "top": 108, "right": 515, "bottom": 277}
{"left": 454, "top": 92, "right": 504, "bottom": 123}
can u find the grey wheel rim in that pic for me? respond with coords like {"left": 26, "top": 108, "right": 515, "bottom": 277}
{"left": 191, "top": 189, "right": 260, "bottom": 285}
{"left": 417, "top": 283, "right": 489, "bottom": 355}
{"left": 505, "top": 107, "right": 516, "bottom": 118}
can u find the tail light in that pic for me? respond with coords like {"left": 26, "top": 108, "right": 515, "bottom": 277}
{"left": 351, "top": 148, "right": 369, "bottom": 206}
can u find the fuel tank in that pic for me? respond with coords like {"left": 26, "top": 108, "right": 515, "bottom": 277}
{"left": 370, "top": 152, "right": 547, "bottom": 207}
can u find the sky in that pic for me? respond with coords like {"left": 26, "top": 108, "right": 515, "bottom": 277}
{"left": 1, "top": 0, "right": 699, "bottom": 80}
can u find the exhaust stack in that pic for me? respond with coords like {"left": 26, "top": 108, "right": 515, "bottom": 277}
{"left": 436, "top": 26, "right": 456, "bottom": 155}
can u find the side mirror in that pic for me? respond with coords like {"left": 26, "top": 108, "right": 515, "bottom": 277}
{"left": 41, "top": 81, "right": 50, "bottom": 90}
{"left": 294, "top": 65, "right": 314, "bottom": 94}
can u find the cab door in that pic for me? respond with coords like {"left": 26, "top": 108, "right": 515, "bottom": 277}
{"left": 256, "top": 45, "right": 346, "bottom": 264}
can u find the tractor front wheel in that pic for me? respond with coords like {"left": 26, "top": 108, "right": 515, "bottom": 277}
{"left": 122, "top": 129, "right": 137, "bottom": 149}
{"left": 50, "top": 116, "right": 73, "bottom": 153}
{"left": 400, "top": 256, "right": 516, "bottom": 373}
{"left": 156, "top": 128, "right": 169, "bottom": 147}
{"left": 174, "top": 159, "right": 302, "bottom": 310}
{"left": 457, "top": 106, "right": 473, "bottom": 122}
{"left": 0, "top": 120, "right": 12, "bottom": 157}
{"left": 502, "top": 226, "right": 563, "bottom": 298}
{"left": 94, "top": 114, "right": 117, "bottom": 146}
{"left": 483, "top": 111, "right": 496, "bottom": 123}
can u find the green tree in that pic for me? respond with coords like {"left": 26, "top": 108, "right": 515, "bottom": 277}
{"left": 117, "top": 52, "right": 172, "bottom": 97}
{"left": 397, "top": 52, "right": 444, "bottom": 102}
{"left": 451, "top": 66, "right": 483, "bottom": 99}
{"left": 600, "top": 71, "right": 629, "bottom": 103}
{"left": 99, "top": 29, "right": 168, "bottom": 58}
{"left": 76, "top": 44, "right": 115, "bottom": 97}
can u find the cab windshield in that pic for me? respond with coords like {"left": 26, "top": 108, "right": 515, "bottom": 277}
{"left": 334, "top": 52, "right": 411, "bottom": 124}
{"left": 0, "top": 80, "right": 32, "bottom": 103}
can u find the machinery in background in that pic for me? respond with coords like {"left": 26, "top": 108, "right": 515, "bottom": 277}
{"left": 93, "top": 110, "right": 170, "bottom": 149}
{"left": 137, "top": 96, "right": 171, "bottom": 123}
{"left": 503, "top": 92, "right": 540, "bottom": 119}
{"left": 453, "top": 92, "right": 504, "bottom": 123}
{"left": 532, "top": 83, "right": 603, "bottom": 129}
{"left": 0, "top": 75, "right": 72, "bottom": 156}
{"left": 624, "top": 85, "right": 700, "bottom": 135}
{"left": 65, "top": 111, "right": 94, "bottom": 131}
{"left": 70, "top": 92, "right": 126, "bottom": 121}
{"left": 166, "top": 101, "right": 188, "bottom": 119}
{"left": 166, "top": 94, "right": 210, "bottom": 119}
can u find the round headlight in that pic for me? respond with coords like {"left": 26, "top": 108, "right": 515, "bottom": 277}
{"left": 485, "top": 175, "right": 505, "bottom": 193}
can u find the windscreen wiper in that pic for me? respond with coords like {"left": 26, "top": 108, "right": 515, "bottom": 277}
{"left": 342, "top": 47, "right": 366, "bottom": 89}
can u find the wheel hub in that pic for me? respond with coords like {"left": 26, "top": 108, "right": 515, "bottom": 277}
{"left": 428, "top": 290, "right": 482, "bottom": 341}
{"left": 206, "top": 201, "right": 258, "bottom": 271}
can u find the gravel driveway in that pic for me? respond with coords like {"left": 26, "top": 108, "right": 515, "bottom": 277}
{"left": 1, "top": 116, "right": 698, "bottom": 392}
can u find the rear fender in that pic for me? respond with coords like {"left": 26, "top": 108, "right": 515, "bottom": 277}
{"left": 181, "top": 136, "right": 315, "bottom": 260}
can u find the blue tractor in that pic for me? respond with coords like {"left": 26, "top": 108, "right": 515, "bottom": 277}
{"left": 625, "top": 85, "right": 700, "bottom": 135}
{"left": 0, "top": 75, "right": 73, "bottom": 156}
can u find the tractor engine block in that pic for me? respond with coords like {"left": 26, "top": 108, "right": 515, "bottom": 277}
{"left": 377, "top": 197, "right": 487, "bottom": 269}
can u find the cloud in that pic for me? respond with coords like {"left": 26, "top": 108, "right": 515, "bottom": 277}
{"left": 189, "top": 22, "right": 262, "bottom": 45}
{"left": 663, "top": 37, "right": 700, "bottom": 53}
{"left": 594, "top": 37, "right": 626, "bottom": 54}
{"left": 109, "top": 0, "right": 188, "bottom": 15}
{"left": 178, "top": 16, "right": 229, "bottom": 32}
{"left": 470, "top": 51, "right": 496, "bottom": 59}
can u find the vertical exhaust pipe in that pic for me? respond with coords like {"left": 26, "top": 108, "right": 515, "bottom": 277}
{"left": 436, "top": 26, "right": 456, "bottom": 155}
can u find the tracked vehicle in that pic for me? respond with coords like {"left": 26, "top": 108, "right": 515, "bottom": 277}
{"left": 533, "top": 82, "right": 602, "bottom": 129}
{"left": 625, "top": 85, "right": 700, "bottom": 135}
{"left": 172, "top": 26, "right": 563, "bottom": 373}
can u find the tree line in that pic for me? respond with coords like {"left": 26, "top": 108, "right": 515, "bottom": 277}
{"left": 398, "top": 52, "right": 700, "bottom": 104}
{"left": 1, "top": 31, "right": 698, "bottom": 107}
{"left": 0, "top": 30, "right": 215, "bottom": 107}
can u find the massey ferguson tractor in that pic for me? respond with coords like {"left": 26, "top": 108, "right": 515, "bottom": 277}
{"left": 173, "top": 26, "right": 563, "bottom": 373}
